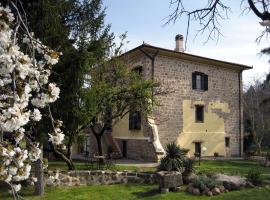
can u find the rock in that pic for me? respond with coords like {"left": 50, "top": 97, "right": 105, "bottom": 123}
{"left": 202, "top": 188, "right": 210, "bottom": 195}
{"left": 192, "top": 188, "right": 201, "bottom": 195}
{"left": 160, "top": 188, "right": 169, "bottom": 193}
{"left": 172, "top": 186, "right": 182, "bottom": 192}
{"left": 187, "top": 183, "right": 194, "bottom": 193}
{"left": 207, "top": 191, "right": 213, "bottom": 196}
{"left": 183, "top": 173, "right": 197, "bottom": 184}
{"left": 219, "top": 185, "right": 226, "bottom": 193}
{"left": 214, "top": 173, "right": 246, "bottom": 190}
{"left": 211, "top": 187, "right": 220, "bottom": 195}
{"left": 246, "top": 181, "right": 255, "bottom": 188}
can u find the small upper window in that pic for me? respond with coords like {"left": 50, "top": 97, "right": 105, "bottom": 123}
{"left": 192, "top": 72, "right": 208, "bottom": 91}
{"left": 132, "top": 66, "right": 143, "bottom": 75}
{"left": 195, "top": 105, "right": 204, "bottom": 123}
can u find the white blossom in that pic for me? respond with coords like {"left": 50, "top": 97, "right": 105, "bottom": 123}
{"left": 31, "top": 109, "right": 42, "bottom": 121}
{"left": 0, "top": 3, "right": 63, "bottom": 193}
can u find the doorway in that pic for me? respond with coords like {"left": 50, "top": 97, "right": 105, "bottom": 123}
{"left": 195, "top": 142, "right": 201, "bottom": 155}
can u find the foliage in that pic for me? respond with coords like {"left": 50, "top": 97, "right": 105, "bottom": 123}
{"left": 193, "top": 175, "right": 219, "bottom": 191}
{"left": 194, "top": 152, "right": 200, "bottom": 158}
{"left": 183, "top": 158, "right": 195, "bottom": 174}
{"left": 243, "top": 79, "right": 270, "bottom": 155}
{"left": 80, "top": 57, "right": 161, "bottom": 156}
{"left": 2, "top": 0, "right": 115, "bottom": 170}
{"left": 246, "top": 168, "right": 263, "bottom": 186}
{"left": 158, "top": 142, "right": 187, "bottom": 172}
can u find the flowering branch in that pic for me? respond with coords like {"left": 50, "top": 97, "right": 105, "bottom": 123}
{"left": 0, "top": 2, "right": 64, "bottom": 198}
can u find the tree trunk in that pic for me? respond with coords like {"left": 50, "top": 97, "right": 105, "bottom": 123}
{"left": 66, "top": 136, "right": 73, "bottom": 159}
{"left": 95, "top": 134, "right": 103, "bottom": 156}
{"left": 34, "top": 145, "right": 44, "bottom": 196}
{"left": 49, "top": 142, "right": 75, "bottom": 170}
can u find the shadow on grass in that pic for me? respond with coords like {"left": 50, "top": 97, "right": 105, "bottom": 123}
{"left": 132, "top": 188, "right": 160, "bottom": 198}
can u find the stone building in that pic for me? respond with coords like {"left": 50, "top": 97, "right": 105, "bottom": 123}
{"left": 72, "top": 35, "right": 251, "bottom": 161}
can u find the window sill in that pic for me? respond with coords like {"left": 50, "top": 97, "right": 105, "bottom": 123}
{"left": 193, "top": 89, "right": 207, "bottom": 92}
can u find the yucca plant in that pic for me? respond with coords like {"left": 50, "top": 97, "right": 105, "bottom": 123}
{"left": 158, "top": 142, "right": 187, "bottom": 172}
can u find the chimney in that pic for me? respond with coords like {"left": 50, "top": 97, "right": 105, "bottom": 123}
{"left": 175, "top": 34, "right": 184, "bottom": 52}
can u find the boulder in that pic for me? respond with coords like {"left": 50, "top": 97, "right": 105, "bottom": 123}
{"left": 211, "top": 187, "right": 220, "bottom": 195}
{"left": 214, "top": 173, "right": 246, "bottom": 191}
{"left": 207, "top": 191, "right": 213, "bottom": 196}
{"left": 187, "top": 183, "right": 194, "bottom": 194}
{"left": 202, "top": 188, "right": 210, "bottom": 195}
{"left": 192, "top": 188, "right": 201, "bottom": 195}
{"left": 218, "top": 185, "right": 226, "bottom": 193}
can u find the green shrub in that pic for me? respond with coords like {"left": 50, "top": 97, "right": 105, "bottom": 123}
{"left": 246, "top": 168, "right": 263, "bottom": 186}
{"left": 194, "top": 152, "right": 200, "bottom": 158}
{"left": 214, "top": 152, "right": 219, "bottom": 158}
{"left": 192, "top": 176, "right": 218, "bottom": 191}
{"left": 183, "top": 158, "right": 195, "bottom": 174}
{"left": 158, "top": 142, "right": 187, "bottom": 172}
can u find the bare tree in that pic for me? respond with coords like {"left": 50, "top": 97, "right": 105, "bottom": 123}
{"left": 243, "top": 78, "right": 270, "bottom": 155}
{"left": 166, "top": 0, "right": 270, "bottom": 48}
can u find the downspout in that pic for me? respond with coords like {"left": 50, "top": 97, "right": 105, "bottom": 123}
{"left": 139, "top": 48, "right": 165, "bottom": 157}
{"left": 139, "top": 49, "right": 159, "bottom": 103}
{"left": 238, "top": 69, "right": 243, "bottom": 157}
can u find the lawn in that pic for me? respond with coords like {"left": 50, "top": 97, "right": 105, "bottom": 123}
{"left": 194, "top": 160, "right": 270, "bottom": 176}
{"left": 1, "top": 184, "right": 270, "bottom": 200}
{"left": 48, "top": 159, "right": 270, "bottom": 176}
{"left": 47, "top": 160, "right": 156, "bottom": 172}
{"left": 2, "top": 160, "right": 270, "bottom": 200}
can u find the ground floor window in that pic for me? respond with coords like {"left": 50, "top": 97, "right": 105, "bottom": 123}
{"left": 129, "top": 111, "right": 141, "bottom": 130}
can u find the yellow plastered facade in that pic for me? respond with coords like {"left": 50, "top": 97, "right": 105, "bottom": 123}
{"left": 111, "top": 114, "right": 146, "bottom": 139}
{"left": 177, "top": 100, "right": 230, "bottom": 157}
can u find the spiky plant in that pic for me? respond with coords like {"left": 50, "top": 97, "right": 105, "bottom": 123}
{"left": 158, "top": 142, "right": 188, "bottom": 172}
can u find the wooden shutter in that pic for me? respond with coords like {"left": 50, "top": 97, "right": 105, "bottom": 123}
{"left": 192, "top": 72, "right": 196, "bottom": 89}
{"left": 204, "top": 74, "right": 208, "bottom": 91}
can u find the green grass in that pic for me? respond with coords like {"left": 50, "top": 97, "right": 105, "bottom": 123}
{"left": 48, "top": 159, "right": 270, "bottom": 176}
{"left": 195, "top": 160, "right": 270, "bottom": 176}
{"left": 2, "top": 160, "right": 270, "bottom": 199}
{"left": 1, "top": 184, "right": 270, "bottom": 200}
{"left": 47, "top": 160, "right": 156, "bottom": 172}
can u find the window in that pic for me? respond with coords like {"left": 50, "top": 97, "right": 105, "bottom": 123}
{"left": 192, "top": 72, "right": 208, "bottom": 91}
{"left": 195, "top": 105, "right": 204, "bottom": 123}
{"left": 129, "top": 111, "right": 141, "bottom": 130}
{"left": 225, "top": 137, "right": 230, "bottom": 148}
{"left": 132, "top": 66, "right": 143, "bottom": 75}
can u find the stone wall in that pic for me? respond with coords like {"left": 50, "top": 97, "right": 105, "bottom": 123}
{"left": 45, "top": 170, "right": 157, "bottom": 187}
{"left": 151, "top": 55, "right": 242, "bottom": 157}
{"left": 115, "top": 138, "right": 157, "bottom": 161}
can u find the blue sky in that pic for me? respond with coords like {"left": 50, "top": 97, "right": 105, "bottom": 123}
{"left": 103, "top": 0, "right": 270, "bottom": 86}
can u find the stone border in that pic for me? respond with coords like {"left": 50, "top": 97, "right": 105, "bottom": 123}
{"left": 45, "top": 170, "right": 157, "bottom": 187}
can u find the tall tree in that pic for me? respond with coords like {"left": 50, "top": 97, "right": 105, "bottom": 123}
{"left": 79, "top": 58, "right": 163, "bottom": 156}
{"left": 243, "top": 79, "right": 270, "bottom": 154}
{"left": 2, "top": 0, "right": 114, "bottom": 170}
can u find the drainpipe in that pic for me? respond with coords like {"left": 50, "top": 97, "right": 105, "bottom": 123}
{"left": 139, "top": 49, "right": 159, "bottom": 103}
{"left": 238, "top": 69, "right": 243, "bottom": 157}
